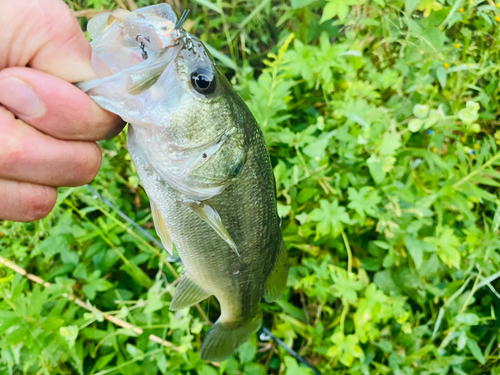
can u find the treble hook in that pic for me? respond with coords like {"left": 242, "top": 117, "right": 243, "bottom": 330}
{"left": 135, "top": 35, "right": 148, "bottom": 60}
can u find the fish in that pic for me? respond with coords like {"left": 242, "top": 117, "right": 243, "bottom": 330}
{"left": 77, "top": 4, "right": 289, "bottom": 362}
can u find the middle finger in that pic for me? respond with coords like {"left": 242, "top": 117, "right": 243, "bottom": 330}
{"left": 0, "top": 107, "right": 102, "bottom": 187}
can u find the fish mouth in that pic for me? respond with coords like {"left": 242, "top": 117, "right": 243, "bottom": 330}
{"left": 85, "top": 4, "right": 187, "bottom": 78}
{"left": 75, "top": 4, "right": 205, "bottom": 128}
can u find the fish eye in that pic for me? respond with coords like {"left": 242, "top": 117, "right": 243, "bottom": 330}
{"left": 190, "top": 68, "right": 216, "bottom": 95}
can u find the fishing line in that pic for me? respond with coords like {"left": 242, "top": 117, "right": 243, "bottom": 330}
{"left": 175, "top": 9, "right": 190, "bottom": 29}
{"left": 85, "top": 184, "right": 180, "bottom": 263}
{"left": 84, "top": 184, "right": 323, "bottom": 375}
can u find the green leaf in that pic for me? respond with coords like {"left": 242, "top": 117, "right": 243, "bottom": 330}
{"left": 327, "top": 333, "right": 363, "bottom": 366}
{"left": 220, "top": 358, "right": 239, "bottom": 375}
{"left": 367, "top": 155, "right": 386, "bottom": 184}
{"left": 379, "top": 133, "right": 402, "bottom": 156}
{"left": 198, "top": 364, "right": 219, "bottom": 375}
{"left": 191, "top": 0, "right": 222, "bottom": 13}
{"left": 33, "top": 235, "right": 71, "bottom": 259}
{"left": 291, "top": 0, "right": 317, "bottom": 9}
{"left": 238, "top": 341, "right": 257, "bottom": 364}
{"left": 405, "top": 0, "right": 420, "bottom": 14}
{"left": 408, "top": 119, "right": 423, "bottom": 132}
{"left": 243, "top": 363, "right": 267, "bottom": 375}
{"left": 205, "top": 44, "right": 237, "bottom": 70}
{"left": 404, "top": 235, "right": 423, "bottom": 269}
{"left": 347, "top": 187, "right": 381, "bottom": 222}
{"left": 308, "top": 199, "right": 351, "bottom": 238}
{"left": 59, "top": 326, "right": 79, "bottom": 349}
{"left": 466, "top": 339, "right": 485, "bottom": 365}
{"left": 144, "top": 289, "right": 163, "bottom": 313}
{"left": 320, "top": 0, "right": 357, "bottom": 23}
{"left": 436, "top": 66, "right": 447, "bottom": 88}
{"left": 284, "top": 356, "right": 312, "bottom": 375}
{"left": 424, "top": 228, "right": 461, "bottom": 269}
{"left": 455, "top": 313, "right": 479, "bottom": 326}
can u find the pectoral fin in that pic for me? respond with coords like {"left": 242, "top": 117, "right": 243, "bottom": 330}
{"left": 170, "top": 273, "right": 211, "bottom": 310}
{"left": 183, "top": 200, "right": 240, "bottom": 257}
{"left": 151, "top": 201, "right": 173, "bottom": 255}
{"left": 263, "top": 240, "right": 289, "bottom": 302}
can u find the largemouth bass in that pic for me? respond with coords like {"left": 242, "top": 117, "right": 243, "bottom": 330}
{"left": 78, "top": 4, "right": 288, "bottom": 361}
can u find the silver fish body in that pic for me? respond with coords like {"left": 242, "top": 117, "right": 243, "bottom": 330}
{"left": 78, "top": 4, "right": 288, "bottom": 361}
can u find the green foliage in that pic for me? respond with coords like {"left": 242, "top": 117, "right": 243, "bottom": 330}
{"left": 3, "top": 0, "right": 500, "bottom": 373}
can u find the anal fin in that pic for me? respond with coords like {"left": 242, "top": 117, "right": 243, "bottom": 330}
{"left": 264, "top": 240, "right": 289, "bottom": 302}
{"left": 170, "top": 273, "right": 211, "bottom": 311}
{"left": 151, "top": 201, "right": 173, "bottom": 255}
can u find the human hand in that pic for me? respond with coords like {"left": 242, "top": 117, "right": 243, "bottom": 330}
{"left": 0, "top": 0, "right": 123, "bottom": 222}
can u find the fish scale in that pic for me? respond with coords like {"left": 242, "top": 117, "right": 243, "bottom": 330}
{"left": 78, "top": 3, "right": 288, "bottom": 361}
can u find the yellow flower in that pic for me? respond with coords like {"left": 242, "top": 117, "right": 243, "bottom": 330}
{"left": 496, "top": 16, "right": 500, "bottom": 21}
{"left": 444, "top": 63, "right": 450, "bottom": 68}
{"left": 454, "top": 43, "right": 461, "bottom": 48}
{"left": 461, "top": 137, "right": 466, "bottom": 142}
{"left": 459, "top": 8, "right": 464, "bottom": 12}
{"left": 474, "top": 144, "right": 480, "bottom": 149}
{"left": 497, "top": 2, "right": 500, "bottom": 8}
{"left": 468, "top": 63, "right": 472, "bottom": 67}
{"left": 439, "top": 26, "right": 443, "bottom": 30}
{"left": 432, "top": 146, "right": 438, "bottom": 153}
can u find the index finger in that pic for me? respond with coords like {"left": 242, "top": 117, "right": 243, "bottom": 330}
{"left": 1, "top": 0, "right": 98, "bottom": 82}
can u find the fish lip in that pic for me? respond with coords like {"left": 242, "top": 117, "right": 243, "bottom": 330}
{"left": 84, "top": 5, "right": 186, "bottom": 79}
{"left": 75, "top": 45, "right": 179, "bottom": 93}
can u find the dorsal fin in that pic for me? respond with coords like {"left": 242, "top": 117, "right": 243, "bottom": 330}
{"left": 263, "top": 240, "right": 289, "bottom": 302}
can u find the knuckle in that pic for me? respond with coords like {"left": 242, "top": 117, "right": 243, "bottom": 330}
{"left": 0, "top": 115, "right": 24, "bottom": 176}
{"left": 87, "top": 106, "right": 124, "bottom": 141}
{"left": 41, "top": 0, "right": 83, "bottom": 42}
{"left": 76, "top": 143, "right": 102, "bottom": 185}
{"left": 102, "top": 114, "right": 125, "bottom": 140}
{"left": 19, "top": 184, "right": 56, "bottom": 222}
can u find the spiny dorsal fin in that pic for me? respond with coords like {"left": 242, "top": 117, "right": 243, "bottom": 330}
{"left": 263, "top": 240, "right": 289, "bottom": 302}
{"left": 151, "top": 201, "right": 173, "bottom": 255}
{"left": 170, "top": 273, "right": 211, "bottom": 310}
{"left": 183, "top": 200, "right": 240, "bottom": 257}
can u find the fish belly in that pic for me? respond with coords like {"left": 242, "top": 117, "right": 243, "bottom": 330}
{"left": 127, "top": 126, "right": 279, "bottom": 319}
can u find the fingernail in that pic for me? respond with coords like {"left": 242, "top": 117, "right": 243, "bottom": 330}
{"left": 0, "top": 78, "right": 45, "bottom": 118}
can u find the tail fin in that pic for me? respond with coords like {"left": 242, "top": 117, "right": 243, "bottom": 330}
{"left": 199, "top": 310, "right": 262, "bottom": 362}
